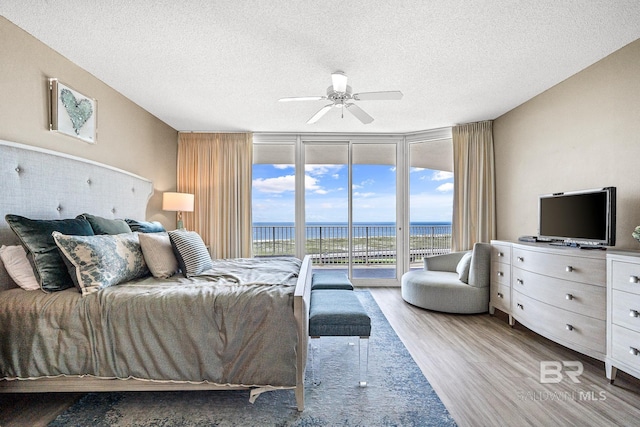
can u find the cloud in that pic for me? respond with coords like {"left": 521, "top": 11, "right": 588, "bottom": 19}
{"left": 432, "top": 171, "right": 453, "bottom": 181}
{"left": 410, "top": 167, "right": 425, "bottom": 173}
{"left": 305, "top": 175, "right": 332, "bottom": 194}
{"left": 273, "top": 164, "right": 294, "bottom": 170}
{"left": 253, "top": 174, "right": 332, "bottom": 195}
{"left": 305, "top": 164, "right": 344, "bottom": 177}
{"left": 353, "top": 192, "right": 375, "bottom": 198}
{"left": 436, "top": 182, "right": 454, "bottom": 192}
{"left": 252, "top": 175, "right": 295, "bottom": 193}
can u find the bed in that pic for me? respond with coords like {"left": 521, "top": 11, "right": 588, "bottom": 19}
{"left": 0, "top": 140, "right": 312, "bottom": 411}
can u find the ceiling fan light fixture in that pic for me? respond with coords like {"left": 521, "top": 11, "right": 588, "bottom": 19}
{"left": 331, "top": 71, "right": 348, "bottom": 93}
{"left": 281, "top": 71, "right": 402, "bottom": 125}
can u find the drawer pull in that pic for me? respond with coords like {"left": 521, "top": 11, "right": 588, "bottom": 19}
{"left": 516, "top": 278, "right": 524, "bottom": 285}
{"left": 517, "top": 256, "right": 524, "bottom": 262}
{"left": 565, "top": 266, "right": 574, "bottom": 273}
{"left": 517, "top": 303, "right": 524, "bottom": 310}
{"left": 566, "top": 324, "right": 574, "bottom": 331}
{"left": 630, "top": 276, "right": 640, "bottom": 284}
{"left": 566, "top": 294, "right": 574, "bottom": 301}
{"left": 497, "top": 252, "right": 504, "bottom": 257}
{"left": 497, "top": 271, "right": 504, "bottom": 277}
{"left": 630, "top": 347, "right": 640, "bottom": 356}
{"left": 630, "top": 309, "right": 640, "bottom": 318}
{"left": 497, "top": 292, "right": 504, "bottom": 299}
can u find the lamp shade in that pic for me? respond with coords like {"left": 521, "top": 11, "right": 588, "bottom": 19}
{"left": 162, "top": 192, "right": 194, "bottom": 212}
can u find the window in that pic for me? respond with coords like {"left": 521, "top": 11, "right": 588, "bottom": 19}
{"left": 253, "top": 130, "right": 452, "bottom": 283}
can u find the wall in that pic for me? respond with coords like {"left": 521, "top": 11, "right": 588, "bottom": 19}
{"left": 493, "top": 38, "right": 640, "bottom": 250}
{"left": 0, "top": 17, "right": 178, "bottom": 227}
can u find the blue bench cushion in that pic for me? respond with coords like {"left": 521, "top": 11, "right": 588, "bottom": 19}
{"left": 311, "top": 272, "right": 354, "bottom": 290}
{"left": 309, "top": 290, "right": 371, "bottom": 337}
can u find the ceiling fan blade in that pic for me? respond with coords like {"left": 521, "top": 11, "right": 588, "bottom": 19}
{"left": 307, "top": 104, "right": 333, "bottom": 124}
{"left": 331, "top": 71, "right": 348, "bottom": 93}
{"left": 353, "top": 91, "right": 403, "bottom": 101}
{"left": 279, "top": 96, "right": 326, "bottom": 102}
{"left": 345, "top": 103, "right": 374, "bottom": 124}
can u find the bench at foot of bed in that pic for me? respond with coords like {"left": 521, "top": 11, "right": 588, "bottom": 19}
{"left": 308, "top": 289, "right": 371, "bottom": 387}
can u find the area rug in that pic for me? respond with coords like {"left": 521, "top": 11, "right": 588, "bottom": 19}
{"left": 49, "top": 291, "right": 456, "bottom": 426}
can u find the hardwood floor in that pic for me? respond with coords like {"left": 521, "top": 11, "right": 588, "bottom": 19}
{"left": 370, "top": 287, "right": 640, "bottom": 427}
{"left": 2, "top": 287, "right": 640, "bottom": 426}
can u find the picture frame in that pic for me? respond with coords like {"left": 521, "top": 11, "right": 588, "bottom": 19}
{"left": 49, "top": 78, "right": 97, "bottom": 143}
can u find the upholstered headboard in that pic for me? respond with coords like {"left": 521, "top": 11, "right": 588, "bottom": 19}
{"left": 0, "top": 140, "right": 154, "bottom": 291}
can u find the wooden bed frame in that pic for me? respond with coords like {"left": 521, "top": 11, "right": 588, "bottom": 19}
{"left": 0, "top": 140, "right": 312, "bottom": 411}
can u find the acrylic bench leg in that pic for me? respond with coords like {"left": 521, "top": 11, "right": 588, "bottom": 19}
{"left": 310, "top": 337, "right": 321, "bottom": 386}
{"left": 359, "top": 336, "right": 369, "bottom": 387}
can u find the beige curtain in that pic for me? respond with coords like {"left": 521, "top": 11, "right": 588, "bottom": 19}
{"left": 177, "top": 132, "right": 253, "bottom": 259}
{"left": 451, "top": 121, "right": 496, "bottom": 251}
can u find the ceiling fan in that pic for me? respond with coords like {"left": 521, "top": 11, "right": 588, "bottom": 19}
{"left": 279, "top": 71, "right": 403, "bottom": 124}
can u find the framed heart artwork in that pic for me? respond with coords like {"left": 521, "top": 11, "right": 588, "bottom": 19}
{"left": 49, "top": 78, "right": 97, "bottom": 143}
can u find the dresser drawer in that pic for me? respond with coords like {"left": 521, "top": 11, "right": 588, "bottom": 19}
{"left": 512, "top": 247, "right": 605, "bottom": 286}
{"left": 611, "top": 324, "right": 640, "bottom": 369}
{"left": 491, "top": 261, "right": 510, "bottom": 287}
{"left": 513, "top": 290, "right": 605, "bottom": 355}
{"left": 512, "top": 267, "right": 605, "bottom": 320}
{"left": 609, "top": 260, "right": 640, "bottom": 294}
{"left": 490, "top": 283, "right": 510, "bottom": 313}
{"left": 491, "top": 244, "right": 511, "bottom": 264}
{"left": 612, "top": 289, "right": 640, "bottom": 330}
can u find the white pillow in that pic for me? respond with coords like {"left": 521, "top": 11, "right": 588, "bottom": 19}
{"left": 0, "top": 245, "right": 40, "bottom": 290}
{"left": 456, "top": 252, "right": 473, "bottom": 284}
{"left": 139, "top": 232, "right": 179, "bottom": 279}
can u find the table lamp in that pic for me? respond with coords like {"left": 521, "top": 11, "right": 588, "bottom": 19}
{"left": 162, "top": 192, "right": 194, "bottom": 230}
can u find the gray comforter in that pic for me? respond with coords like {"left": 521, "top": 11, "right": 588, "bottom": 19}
{"left": 0, "top": 257, "right": 302, "bottom": 387}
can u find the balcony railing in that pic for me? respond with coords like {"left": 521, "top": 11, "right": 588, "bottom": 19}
{"left": 253, "top": 224, "right": 451, "bottom": 265}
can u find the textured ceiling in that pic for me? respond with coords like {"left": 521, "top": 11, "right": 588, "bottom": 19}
{"left": 2, "top": 1, "right": 640, "bottom": 133}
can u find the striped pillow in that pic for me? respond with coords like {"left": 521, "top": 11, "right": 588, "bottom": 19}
{"left": 168, "top": 230, "right": 212, "bottom": 277}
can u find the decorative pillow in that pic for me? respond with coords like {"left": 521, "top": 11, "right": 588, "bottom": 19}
{"left": 139, "top": 232, "right": 179, "bottom": 279}
{"left": 125, "top": 219, "right": 166, "bottom": 233}
{"left": 456, "top": 252, "right": 473, "bottom": 284}
{"left": 5, "top": 214, "right": 95, "bottom": 292}
{"left": 53, "top": 232, "right": 150, "bottom": 296}
{"left": 0, "top": 245, "right": 40, "bottom": 291}
{"left": 168, "top": 230, "right": 213, "bottom": 277}
{"left": 77, "top": 213, "right": 131, "bottom": 235}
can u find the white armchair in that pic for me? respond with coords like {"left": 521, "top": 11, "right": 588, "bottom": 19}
{"left": 401, "top": 242, "right": 491, "bottom": 314}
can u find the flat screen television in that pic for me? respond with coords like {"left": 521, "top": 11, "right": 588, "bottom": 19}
{"left": 538, "top": 187, "right": 616, "bottom": 246}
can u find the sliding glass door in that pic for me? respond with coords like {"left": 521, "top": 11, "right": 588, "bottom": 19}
{"left": 303, "top": 140, "right": 399, "bottom": 283}
{"left": 351, "top": 143, "right": 397, "bottom": 280}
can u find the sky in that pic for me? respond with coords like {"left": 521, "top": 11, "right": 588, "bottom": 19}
{"left": 252, "top": 163, "right": 453, "bottom": 223}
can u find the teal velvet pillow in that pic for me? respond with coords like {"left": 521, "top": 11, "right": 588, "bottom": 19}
{"left": 77, "top": 213, "right": 131, "bottom": 235}
{"left": 53, "top": 232, "right": 150, "bottom": 296}
{"left": 5, "top": 214, "right": 95, "bottom": 292}
{"left": 125, "top": 219, "right": 166, "bottom": 233}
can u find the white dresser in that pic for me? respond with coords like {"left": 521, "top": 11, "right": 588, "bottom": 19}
{"left": 490, "top": 240, "right": 607, "bottom": 361}
{"left": 606, "top": 251, "right": 640, "bottom": 382}
{"left": 489, "top": 240, "right": 513, "bottom": 325}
